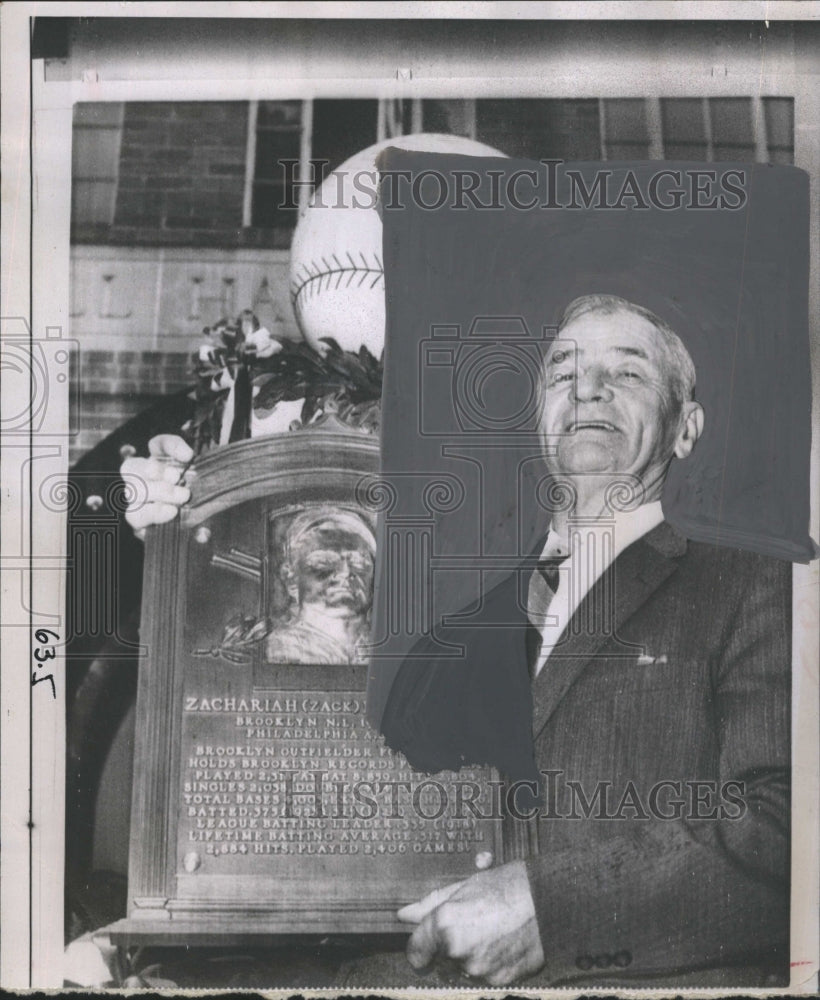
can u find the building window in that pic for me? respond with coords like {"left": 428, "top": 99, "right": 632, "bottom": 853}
{"left": 763, "top": 97, "right": 795, "bottom": 164}
{"left": 249, "top": 100, "right": 303, "bottom": 228}
{"left": 660, "top": 98, "right": 710, "bottom": 160}
{"left": 247, "top": 99, "right": 380, "bottom": 227}
{"left": 476, "top": 99, "right": 602, "bottom": 161}
{"left": 659, "top": 97, "right": 792, "bottom": 163}
{"left": 422, "top": 100, "right": 477, "bottom": 140}
{"left": 310, "top": 99, "right": 379, "bottom": 187}
{"left": 70, "top": 96, "right": 794, "bottom": 248}
{"left": 600, "top": 99, "right": 652, "bottom": 160}
{"left": 71, "top": 103, "right": 124, "bottom": 229}
{"left": 709, "top": 98, "right": 756, "bottom": 161}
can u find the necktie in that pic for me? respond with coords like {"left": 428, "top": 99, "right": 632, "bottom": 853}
{"left": 526, "top": 555, "right": 568, "bottom": 676}
{"left": 537, "top": 556, "right": 565, "bottom": 594}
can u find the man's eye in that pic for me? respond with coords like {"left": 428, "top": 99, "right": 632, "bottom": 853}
{"left": 550, "top": 370, "right": 574, "bottom": 385}
{"left": 618, "top": 370, "right": 642, "bottom": 382}
{"left": 307, "top": 557, "right": 337, "bottom": 572}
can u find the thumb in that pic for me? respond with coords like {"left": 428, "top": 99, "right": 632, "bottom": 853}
{"left": 405, "top": 914, "right": 440, "bottom": 971}
{"left": 148, "top": 434, "right": 194, "bottom": 464}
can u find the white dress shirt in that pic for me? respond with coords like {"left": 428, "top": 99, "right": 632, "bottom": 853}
{"left": 529, "top": 500, "right": 665, "bottom": 677}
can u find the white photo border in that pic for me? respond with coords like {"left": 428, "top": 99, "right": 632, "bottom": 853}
{"left": 1, "top": 2, "right": 817, "bottom": 992}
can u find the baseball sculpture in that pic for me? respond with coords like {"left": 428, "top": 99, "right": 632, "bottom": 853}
{"left": 289, "top": 133, "right": 506, "bottom": 357}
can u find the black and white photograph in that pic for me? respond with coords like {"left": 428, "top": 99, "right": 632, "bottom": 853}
{"left": 0, "top": 3, "right": 818, "bottom": 993}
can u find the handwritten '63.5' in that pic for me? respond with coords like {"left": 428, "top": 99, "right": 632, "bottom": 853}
{"left": 32, "top": 629, "right": 58, "bottom": 699}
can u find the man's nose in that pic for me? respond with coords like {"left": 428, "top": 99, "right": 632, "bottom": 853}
{"left": 572, "top": 366, "right": 613, "bottom": 402}
{"left": 331, "top": 557, "right": 353, "bottom": 579}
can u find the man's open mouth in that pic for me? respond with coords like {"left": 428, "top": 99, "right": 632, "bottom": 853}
{"left": 567, "top": 421, "right": 618, "bottom": 432}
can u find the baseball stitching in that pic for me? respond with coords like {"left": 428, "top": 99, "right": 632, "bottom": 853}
{"left": 290, "top": 252, "right": 384, "bottom": 315}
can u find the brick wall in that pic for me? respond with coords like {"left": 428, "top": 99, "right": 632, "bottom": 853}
{"left": 68, "top": 245, "right": 295, "bottom": 466}
{"left": 71, "top": 101, "right": 291, "bottom": 249}
{"left": 72, "top": 100, "right": 296, "bottom": 249}
{"left": 113, "top": 102, "right": 247, "bottom": 244}
{"left": 70, "top": 349, "right": 193, "bottom": 465}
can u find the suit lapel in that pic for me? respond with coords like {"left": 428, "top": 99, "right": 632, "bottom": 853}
{"left": 531, "top": 521, "right": 687, "bottom": 739}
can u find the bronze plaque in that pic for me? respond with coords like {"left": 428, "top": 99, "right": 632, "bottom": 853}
{"left": 115, "top": 433, "right": 501, "bottom": 940}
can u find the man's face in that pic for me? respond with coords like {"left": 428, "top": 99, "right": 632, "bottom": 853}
{"left": 540, "top": 309, "right": 687, "bottom": 485}
{"left": 291, "top": 523, "right": 374, "bottom": 617}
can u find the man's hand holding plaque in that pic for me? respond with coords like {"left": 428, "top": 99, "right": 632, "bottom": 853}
{"left": 398, "top": 861, "right": 545, "bottom": 986}
{"left": 122, "top": 434, "right": 193, "bottom": 539}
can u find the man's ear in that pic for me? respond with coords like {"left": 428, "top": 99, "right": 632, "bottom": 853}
{"left": 673, "top": 400, "right": 704, "bottom": 460}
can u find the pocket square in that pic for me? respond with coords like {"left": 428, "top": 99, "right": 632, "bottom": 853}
{"left": 636, "top": 653, "right": 668, "bottom": 667}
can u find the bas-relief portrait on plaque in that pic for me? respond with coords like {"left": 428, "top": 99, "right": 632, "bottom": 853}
{"left": 2, "top": 6, "right": 818, "bottom": 995}
{"left": 262, "top": 506, "right": 375, "bottom": 666}
{"left": 191, "top": 503, "right": 376, "bottom": 669}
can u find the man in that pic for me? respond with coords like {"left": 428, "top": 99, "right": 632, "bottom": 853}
{"left": 378, "top": 294, "right": 791, "bottom": 988}
{"left": 265, "top": 507, "right": 375, "bottom": 665}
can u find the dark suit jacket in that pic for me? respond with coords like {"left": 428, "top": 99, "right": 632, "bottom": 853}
{"left": 380, "top": 522, "right": 791, "bottom": 987}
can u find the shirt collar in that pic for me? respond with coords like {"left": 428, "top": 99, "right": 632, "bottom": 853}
{"left": 540, "top": 499, "right": 665, "bottom": 561}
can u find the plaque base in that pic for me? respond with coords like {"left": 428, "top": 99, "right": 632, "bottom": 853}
{"left": 107, "top": 916, "right": 410, "bottom": 947}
